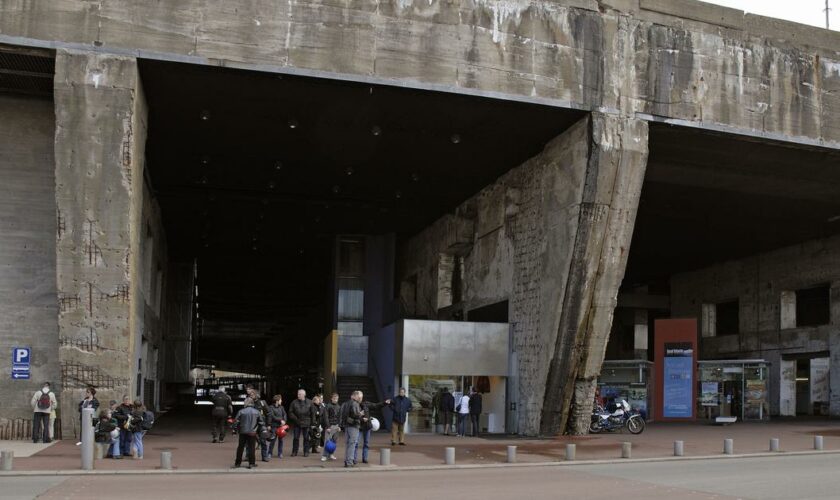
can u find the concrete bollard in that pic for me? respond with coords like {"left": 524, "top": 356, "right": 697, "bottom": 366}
{"left": 444, "top": 447, "right": 455, "bottom": 465}
{"left": 770, "top": 438, "right": 780, "bottom": 452}
{"left": 621, "top": 442, "right": 632, "bottom": 459}
{"left": 815, "top": 436, "right": 824, "bottom": 451}
{"left": 565, "top": 444, "right": 576, "bottom": 461}
{"left": 1, "top": 450, "right": 13, "bottom": 471}
{"left": 95, "top": 443, "right": 105, "bottom": 460}
{"left": 506, "top": 445, "right": 517, "bottom": 464}
{"left": 723, "top": 439, "right": 734, "bottom": 455}
{"left": 81, "top": 407, "right": 94, "bottom": 471}
{"left": 379, "top": 448, "right": 391, "bottom": 466}
{"left": 674, "top": 441, "right": 684, "bottom": 457}
{"left": 160, "top": 451, "right": 173, "bottom": 470}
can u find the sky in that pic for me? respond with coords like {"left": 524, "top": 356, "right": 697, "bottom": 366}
{"left": 704, "top": 0, "right": 839, "bottom": 31}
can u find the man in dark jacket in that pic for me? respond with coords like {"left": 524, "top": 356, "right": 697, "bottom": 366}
{"left": 469, "top": 387, "right": 483, "bottom": 437}
{"left": 320, "top": 393, "right": 341, "bottom": 462}
{"left": 356, "top": 394, "right": 388, "bottom": 464}
{"left": 288, "top": 389, "right": 315, "bottom": 457}
{"left": 310, "top": 395, "right": 325, "bottom": 453}
{"left": 211, "top": 387, "right": 233, "bottom": 443}
{"left": 388, "top": 388, "right": 412, "bottom": 445}
{"left": 112, "top": 396, "right": 133, "bottom": 457}
{"left": 439, "top": 387, "right": 455, "bottom": 436}
{"left": 340, "top": 391, "right": 362, "bottom": 468}
{"left": 233, "top": 399, "right": 264, "bottom": 469}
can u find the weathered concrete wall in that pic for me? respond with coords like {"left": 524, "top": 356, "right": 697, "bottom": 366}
{"left": 0, "top": 95, "right": 58, "bottom": 425}
{"left": 399, "top": 113, "right": 648, "bottom": 435}
{"left": 670, "top": 234, "right": 840, "bottom": 416}
{"left": 53, "top": 50, "right": 148, "bottom": 433}
{"left": 0, "top": 0, "right": 838, "bottom": 146}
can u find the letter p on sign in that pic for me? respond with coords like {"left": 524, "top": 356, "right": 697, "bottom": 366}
{"left": 14, "top": 348, "right": 30, "bottom": 364}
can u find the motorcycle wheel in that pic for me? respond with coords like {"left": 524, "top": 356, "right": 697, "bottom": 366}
{"left": 626, "top": 416, "right": 645, "bottom": 435}
{"left": 589, "top": 420, "right": 602, "bottom": 434}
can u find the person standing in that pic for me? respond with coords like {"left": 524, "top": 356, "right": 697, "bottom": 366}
{"left": 112, "top": 396, "right": 134, "bottom": 457}
{"left": 439, "top": 387, "right": 455, "bottom": 436}
{"left": 387, "top": 388, "right": 412, "bottom": 446}
{"left": 264, "top": 394, "right": 287, "bottom": 461}
{"left": 289, "top": 389, "right": 315, "bottom": 457}
{"left": 233, "top": 399, "right": 264, "bottom": 469}
{"left": 252, "top": 391, "right": 271, "bottom": 459}
{"left": 456, "top": 392, "right": 470, "bottom": 437}
{"left": 310, "top": 394, "right": 324, "bottom": 454}
{"left": 320, "top": 393, "right": 340, "bottom": 462}
{"left": 356, "top": 393, "right": 388, "bottom": 464}
{"left": 469, "top": 387, "right": 483, "bottom": 437}
{"left": 129, "top": 400, "right": 147, "bottom": 459}
{"left": 77, "top": 387, "right": 100, "bottom": 445}
{"left": 340, "top": 391, "right": 362, "bottom": 468}
{"left": 211, "top": 387, "right": 233, "bottom": 443}
{"left": 30, "top": 382, "right": 57, "bottom": 443}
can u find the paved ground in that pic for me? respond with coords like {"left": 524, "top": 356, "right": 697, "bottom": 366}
{"left": 0, "top": 440, "right": 57, "bottom": 458}
{"left": 6, "top": 406, "right": 840, "bottom": 472}
{"left": 10, "top": 454, "right": 840, "bottom": 499}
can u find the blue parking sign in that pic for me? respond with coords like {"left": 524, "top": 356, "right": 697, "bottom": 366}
{"left": 12, "top": 347, "right": 30, "bottom": 380}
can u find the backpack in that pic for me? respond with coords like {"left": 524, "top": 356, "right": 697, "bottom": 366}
{"left": 141, "top": 410, "right": 154, "bottom": 431}
{"left": 37, "top": 391, "right": 51, "bottom": 410}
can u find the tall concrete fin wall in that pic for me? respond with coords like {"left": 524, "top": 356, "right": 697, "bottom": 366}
{"left": 0, "top": 95, "right": 58, "bottom": 425}
{"left": 53, "top": 50, "right": 147, "bottom": 434}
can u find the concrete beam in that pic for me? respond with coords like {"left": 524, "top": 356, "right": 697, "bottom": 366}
{"left": 540, "top": 113, "right": 649, "bottom": 436}
{"left": 53, "top": 50, "right": 147, "bottom": 433}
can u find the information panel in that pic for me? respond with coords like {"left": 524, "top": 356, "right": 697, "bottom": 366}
{"left": 663, "top": 342, "right": 693, "bottom": 418}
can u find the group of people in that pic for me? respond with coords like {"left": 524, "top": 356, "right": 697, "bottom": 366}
{"left": 436, "top": 386, "right": 483, "bottom": 437}
{"left": 93, "top": 395, "right": 155, "bottom": 459}
{"left": 212, "top": 385, "right": 413, "bottom": 469}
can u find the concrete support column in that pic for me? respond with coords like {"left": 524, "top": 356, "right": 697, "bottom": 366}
{"left": 53, "top": 50, "right": 148, "bottom": 434}
{"left": 540, "top": 113, "right": 649, "bottom": 436}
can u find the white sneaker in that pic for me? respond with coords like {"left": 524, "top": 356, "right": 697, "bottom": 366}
{"left": 320, "top": 456, "right": 327, "bottom": 462}
{"left": 329, "top": 454, "right": 337, "bottom": 460}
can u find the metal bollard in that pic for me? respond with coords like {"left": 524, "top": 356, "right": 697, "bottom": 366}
{"left": 160, "top": 451, "right": 173, "bottom": 470}
{"left": 770, "top": 438, "right": 780, "bottom": 452}
{"left": 565, "top": 444, "right": 576, "bottom": 461}
{"left": 724, "top": 439, "right": 734, "bottom": 455}
{"left": 621, "top": 442, "right": 632, "bottom": 459}
{"left": 380, "top": 448, "right": 391, "bottom": 466}
{"left": 815, "top": 436, "right": 824, "bottom": 451}
{"left": 1, "top": 450, "right": 13, "bottom": 471}
{"left": 506, "top": 445, "right": 517, "bottom": 464}
{"left": 674, "top": 441, "right": 684, "bottom": 457}
{"left": 444, "top": 447, "right": 455, "bottom": 465}
{"left": 81, "top": 407, "right": 94, "bottom": 471}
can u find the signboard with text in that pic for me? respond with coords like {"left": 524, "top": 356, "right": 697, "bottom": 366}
{"left": 12, "top": 347, "right": 30, "bottom": 380}
{"left": 654, "top": 319, "right": 697, "bottom": 421}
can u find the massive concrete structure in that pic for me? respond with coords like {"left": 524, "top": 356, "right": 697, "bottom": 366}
{"left": 0, "top": 0, "right": 838, "bottom": 436}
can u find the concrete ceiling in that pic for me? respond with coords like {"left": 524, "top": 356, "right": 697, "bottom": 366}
{"left": 625, "top": 124, "right": 840, "bottom": 287}
{"left": 139, "top": 59, "right": 583, "bottom": 370}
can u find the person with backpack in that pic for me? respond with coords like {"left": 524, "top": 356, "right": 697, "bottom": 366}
{"left": 129, "top": 400, "right": 148, "bottom": 459}
{"left": 469, "top": 387, "right": 483, "bottom": 437}
{"left": 211, "top": 387, "right": 232, "bottom": 443}
{"left": 95, "top": 409, "right": 122, "bottom": 459}
{"left": 30, "top": 382, "right": 57, "bottom": 443}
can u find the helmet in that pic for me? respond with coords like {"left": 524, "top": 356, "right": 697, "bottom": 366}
{"left": 226, "top": 417, "right": 235, "bottom": 424}
{"left": 370, "top": 417, "right": 380, "bottom": 432}
{"left": 325, "top": 439, "right": 337, "bottom": 454}
{"left": 275, "top": 424, "right": 289, "bottom": 438}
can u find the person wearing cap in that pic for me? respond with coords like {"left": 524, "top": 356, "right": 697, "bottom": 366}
{"left": 30, "top": 382, "right": 57, "bottom": 443}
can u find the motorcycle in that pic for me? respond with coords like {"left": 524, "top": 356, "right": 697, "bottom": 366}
{"left": 589, "top": 399, "right": 645, "bottom": 434}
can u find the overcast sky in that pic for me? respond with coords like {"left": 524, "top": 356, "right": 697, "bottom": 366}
{"left": 703, "top": 0, "right": 838, "bottom": 30}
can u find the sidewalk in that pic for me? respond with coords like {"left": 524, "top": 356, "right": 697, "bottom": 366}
{"left": 5, "top": 407, "right": 840, "bottom": 473}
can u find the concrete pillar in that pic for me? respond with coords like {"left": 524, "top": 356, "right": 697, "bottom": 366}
{"left": 444, "top": 447, "right": 455, "bottom": 465}
{"left": 540, "top": 114, "right": 650, "bottom": 435}
{"left": 379, "top": 448, "right": 391, "bottom": 466}
{"left": 1, "top": 450, "right": 13, "bottom": 471}
{"left": 724, "top": 439, "right": 734, "bottom": 455}
{"left": 770, "top": 438, "right": 780, "bottom": 452}
{"left": 674, "top": 441, "right": 684, "bottom": 456}
{"left": 565, "top": 444, "right": 576, "bottom": 461}
{"left": 506, "top": 445, "right": 517, "bottom": 463}
{"left": 815, "top": 436, "right": 824, "bottom": 450}
{"left": 621, "top": 442, "right": 632, "bottom": 458}
{"left": 160, "top": 451, "right": 173, "bottom": 469}
{"left": 53, "top": 50, "right": 148, "bottom": 429}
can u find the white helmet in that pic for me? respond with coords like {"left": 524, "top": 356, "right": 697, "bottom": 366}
{"left": 370, "top": 417, "right": 381, "bottom": 432}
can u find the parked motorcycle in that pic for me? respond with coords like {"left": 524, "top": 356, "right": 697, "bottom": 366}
{"left": 589, "top": 399, "right": 645, "bottom": 434}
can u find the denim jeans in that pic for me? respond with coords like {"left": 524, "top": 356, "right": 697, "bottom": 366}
{"left": 267, "top": 436, "right": 284, "bottom": 458}
{"left": 109, "top": 437, "right": 121, "bottom": 457}
{"left": 32, "top": 413, "right": 50, "bottom": 443}
{"left": 322, "top": 426, "right": 338, "bottom": 458}
{"left": 132, "top": 431, "right": 145, "bottom": 458}
{"left": 354, "top": 428, "right": 371, "bottom": 462}
{"left": 119, "top": 428, "right": 132, "bottom": 456}
{"left": 457, "top": 413, "right": 468, "bottom": 436}
{"left": 344, "top": 426, "right": 359, "bottom": 465}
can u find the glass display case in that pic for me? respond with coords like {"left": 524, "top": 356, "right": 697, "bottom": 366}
{"left": 697, "top": 360, "right": 769, "bottom": 421}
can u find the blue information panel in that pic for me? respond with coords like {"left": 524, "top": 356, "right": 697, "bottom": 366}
{"left": 12, "top": 347, "right": 31, "bottom": 380}
{"left": 663, "top": 343, "right": 693, "bottom": 418}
